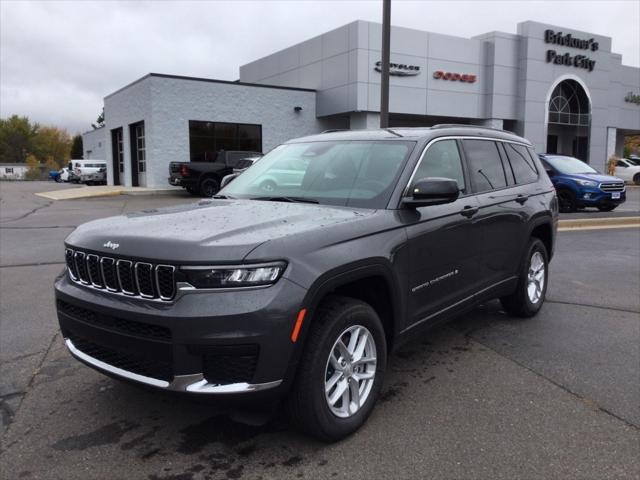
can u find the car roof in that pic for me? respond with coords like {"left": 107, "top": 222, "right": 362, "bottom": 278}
{"left": 286, "top": 125, "right": 531, "bottom": 145}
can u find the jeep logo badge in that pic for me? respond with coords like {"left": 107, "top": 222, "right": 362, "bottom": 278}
{"left": 103, "top": 241, "right": 120, "bottom": 250}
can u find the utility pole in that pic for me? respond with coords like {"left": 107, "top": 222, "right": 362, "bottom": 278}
{"left": 380, "top": 0, "right": 391, "bottom": 128}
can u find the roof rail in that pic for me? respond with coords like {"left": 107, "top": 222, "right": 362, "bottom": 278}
{"left": 431, "top": 123, "right": 508, "bottom": 133}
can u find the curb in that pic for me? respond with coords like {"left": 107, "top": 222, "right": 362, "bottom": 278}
{"left": 35, "top": 187, "right": 186, "bottom": 200}
{"left": 558, "top": 216, "right": 640, "bottom": 231}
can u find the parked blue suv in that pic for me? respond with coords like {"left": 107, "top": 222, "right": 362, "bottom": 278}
{"left": 538, "top": 154, "right": 626, "bottom": 212}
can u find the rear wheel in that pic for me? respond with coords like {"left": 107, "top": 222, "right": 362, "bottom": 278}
{"left": 500, "top": 238, "right": 548, "bottom": 318}
{"left": 634, "top": 173, "right": 640, "bottom": 185}
{"left": 597, "top": 204, "right": 617, "bottom": 212}
{"left": 199, "top": 177, "right": 219, "bottom": 197}
{"left": 287, "top": 296, "right": 387, "bottom": 442}
{"left": 557, "top": 189, "right": 576, "bottom": 213}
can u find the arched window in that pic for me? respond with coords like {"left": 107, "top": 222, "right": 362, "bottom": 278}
{"left": 548, "top": 80, "right": 590, "bottom": 126}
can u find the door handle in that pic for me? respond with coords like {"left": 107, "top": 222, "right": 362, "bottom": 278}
{"left": 460, "top": 206, "right": 479, "bottom": 218}
{"left": 515, "top": 194, "right": 529, "bottom": 205}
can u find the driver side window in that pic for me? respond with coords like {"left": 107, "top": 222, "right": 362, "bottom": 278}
{"left": 413, "top": 140, "right": 465, "bottom": 192}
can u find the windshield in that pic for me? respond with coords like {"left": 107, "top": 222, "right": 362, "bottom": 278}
{"left": 220, "top": 141, "right": 415, "bottom": 208}
{"left": 626, "top": 158, "right": 640, "bottom": 166}
{"left": 545, "top": 156, "right": 598, "bottom": 174}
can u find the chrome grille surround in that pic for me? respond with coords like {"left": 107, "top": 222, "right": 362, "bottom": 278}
{"left": 599, "top": 182, "right": 625, "bottom": 193}
{"left": 65, "top": 248, "right": 176, "bottom": 301}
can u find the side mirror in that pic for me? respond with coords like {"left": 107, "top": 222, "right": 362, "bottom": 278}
{"left": 402, "top": 177, "right": 460, "bottom": 208}
{"left": 545, "top": 168, "right": 555, "bottom": 177}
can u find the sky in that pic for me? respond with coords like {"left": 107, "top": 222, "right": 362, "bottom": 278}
{"left": 1, "top": 0, "right": 639, "bottom": 134}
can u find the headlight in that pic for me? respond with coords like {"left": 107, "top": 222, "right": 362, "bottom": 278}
{"left": 575, "top": 179, "right": 598, "bottom": 187}
{"left": 181, "top": 262, "right": 286, "bottom": 288}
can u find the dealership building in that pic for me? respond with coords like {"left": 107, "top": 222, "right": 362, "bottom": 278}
{"left": 83, "top": 20, "right": 640, "bottom": 188}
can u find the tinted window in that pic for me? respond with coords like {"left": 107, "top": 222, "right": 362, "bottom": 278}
{"left": 189, "top": 121, "right": 262, "bottom": 162}
{"left": 503, "top": 143, "right": 538, "bottom": 184}
{"left": 462, "top": 140, "right": 507, "bottom": 192}
{"left": 413, "top": 140, "right": 465, "bottom": 192}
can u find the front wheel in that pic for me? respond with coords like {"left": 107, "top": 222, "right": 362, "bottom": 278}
{"left": 557, "top": 189, "right": 576, "bottom": 213}
{"left": 287, "top": 296, "right": 387, "bottom": 442}
{"left": 633, "top": 173, "right": 640, "bottom": 185}
{"left": 500, "top": 238, "right": 548, "bottom": 318}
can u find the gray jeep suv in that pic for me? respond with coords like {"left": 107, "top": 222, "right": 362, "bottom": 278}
{"left": 55, "top": 126, "right": 558, "bottom": 441}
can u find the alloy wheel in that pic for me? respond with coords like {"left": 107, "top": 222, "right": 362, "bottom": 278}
{"left": 527, "top": 251, "right": 545, "bottom": 304}
{"left": 324, "top": 325, "right": 377, "bottom": 418}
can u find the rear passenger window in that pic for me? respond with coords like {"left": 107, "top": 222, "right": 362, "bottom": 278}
{"left": 413, "top": 140, "right": 465, "bottom": 192}
{"left": 503, "top": 143, "right": 538, "bottom": 184}
{"left": 462, "top": 140, "right": 507, "bottom": 192}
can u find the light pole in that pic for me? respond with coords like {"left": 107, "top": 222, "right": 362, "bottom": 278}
{"left": 380, "top": 0, "right": 391, "bottom": 128}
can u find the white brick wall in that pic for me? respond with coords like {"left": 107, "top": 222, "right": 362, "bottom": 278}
{"left": 102, "top": 75, "right": 326, "bottom": 188}
{"left": 81, "top": 126, "right": 107, "bottom": 161}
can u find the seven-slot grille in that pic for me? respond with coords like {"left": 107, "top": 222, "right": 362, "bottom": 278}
{"left": 65, "top": 248, "right": 176, "bottom": 300}
{"left": 599, "top": 182, "right": 625, "bottom": 192}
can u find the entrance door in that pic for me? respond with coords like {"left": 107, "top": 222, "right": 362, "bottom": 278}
{"left": 546, "top": 135, "right": 558, "bottom": 154}
{"left": 572, "top": 136, "right": 589, "bottom": 161}
{"left": 111, "top": 128, "right": 123, "bottom": 185}
{"left": 129, "top": 122, "right": 145, "bottom": 187}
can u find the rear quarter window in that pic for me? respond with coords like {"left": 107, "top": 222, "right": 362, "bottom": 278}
{"left": 503, "top": 143, "right": 539, "bottom": 184}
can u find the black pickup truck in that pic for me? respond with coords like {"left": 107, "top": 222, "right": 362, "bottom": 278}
{"left": 169, "top": 150, "right": 262, "bottom": 196}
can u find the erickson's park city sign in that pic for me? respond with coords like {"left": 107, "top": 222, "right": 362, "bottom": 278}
{"left": 544, "top": 29, "right": 598, "bottom": 72}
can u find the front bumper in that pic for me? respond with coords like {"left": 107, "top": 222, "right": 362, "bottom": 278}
{"left": 576, "top": 188, "right": 626, "bottom": 207}
{"left": 55, "top": 273, "right": 307, "bottom": 397}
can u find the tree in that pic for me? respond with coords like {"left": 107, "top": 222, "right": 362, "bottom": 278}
{"left": 71, "top": 134, "right": 83, "bottom": 159}
{"left": 92, "top": 108, "right": 104, "bottom": 130}
{"left": 32, "top": 126, "right": 72, "bottom": 168}
{"left": 25, "top": 154, "right": 41, "bottom": 180}
{"left": 0, "top": 115, "right": 39, "bottom": 163}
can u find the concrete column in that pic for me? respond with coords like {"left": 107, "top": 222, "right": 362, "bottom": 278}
{"left": 476, "top": 118, "right": 504, "bottom": 130}
{"left": 350, "top": 112, "right": 380, "bottom": 130}
{"left": 605, "top": 127, "right": 617, "bottom": 161}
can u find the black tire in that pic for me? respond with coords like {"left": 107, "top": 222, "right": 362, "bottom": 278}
{"left": 633, "top": 174, "right": 640, "bottom": 185}
{"left": 597, "top": 204, "right": 617, "bottom": 212}
{"left": 500, "top": 238, "right": 548, "bottom": 318}
{"left": 287, "top": 296, "right": 387, "bottom": 442}
{"left": 199, "top": 177, "right": 219, "bottom": 197}
{"left": 557, "top": 189, "right": 576, "bottom": 213}
{"left": 54, "top": 176, "right": 62, "bottom": 183}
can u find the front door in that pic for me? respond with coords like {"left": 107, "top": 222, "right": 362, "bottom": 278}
{"left": 403, "top": 139, "right": 483, "bottom": 329}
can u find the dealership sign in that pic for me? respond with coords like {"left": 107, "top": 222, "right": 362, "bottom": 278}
{"left": 374, "top": 61, "right": 421, "bottom": 76}
{"left": 544, "top": 29, "right": 597, "bottom": 72}
{"left": 433, "top": 71, "right": 477, "bottom": 83}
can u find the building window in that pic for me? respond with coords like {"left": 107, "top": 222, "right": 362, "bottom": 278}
{"left": 188, "top": 121, "right": 262, "bottom": 162}
{"left": 134, "top": 123, "right": 146, "bottom": 172}
{"left": 548, "top": 80, "right": 590, "bottom": 126}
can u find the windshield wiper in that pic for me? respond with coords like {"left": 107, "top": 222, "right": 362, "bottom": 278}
{"left": 250, "top": 196, "right": 319, "bottom": 204}
{"left": 212, "top": 194, "right": 234, "bottom": 199}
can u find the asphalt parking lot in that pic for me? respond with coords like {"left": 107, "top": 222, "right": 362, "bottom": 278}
{"left": 1, "top": 181, "right": 638, "bottom": 479}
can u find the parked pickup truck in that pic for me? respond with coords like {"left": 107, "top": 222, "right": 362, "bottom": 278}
{"left": 169, "top": 150, "right": 262, "bottom": 196}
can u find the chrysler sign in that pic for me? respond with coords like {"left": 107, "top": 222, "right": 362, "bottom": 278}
{"left": 374, "top": 61, "right": 421, "bottom": 76}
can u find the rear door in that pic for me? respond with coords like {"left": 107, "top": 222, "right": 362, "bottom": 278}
{"left": 404, "top": 138, "right": 483, "bottom": 329}
{"left": 460, "top": 139, "right": 530, "bottom": 289}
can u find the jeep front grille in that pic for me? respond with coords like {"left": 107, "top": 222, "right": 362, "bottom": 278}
{"left": 65, "top": 248, "right": 176, "bottom": 301}
{"left": 599, "top": 182, "right": 625, "bottom": 192}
